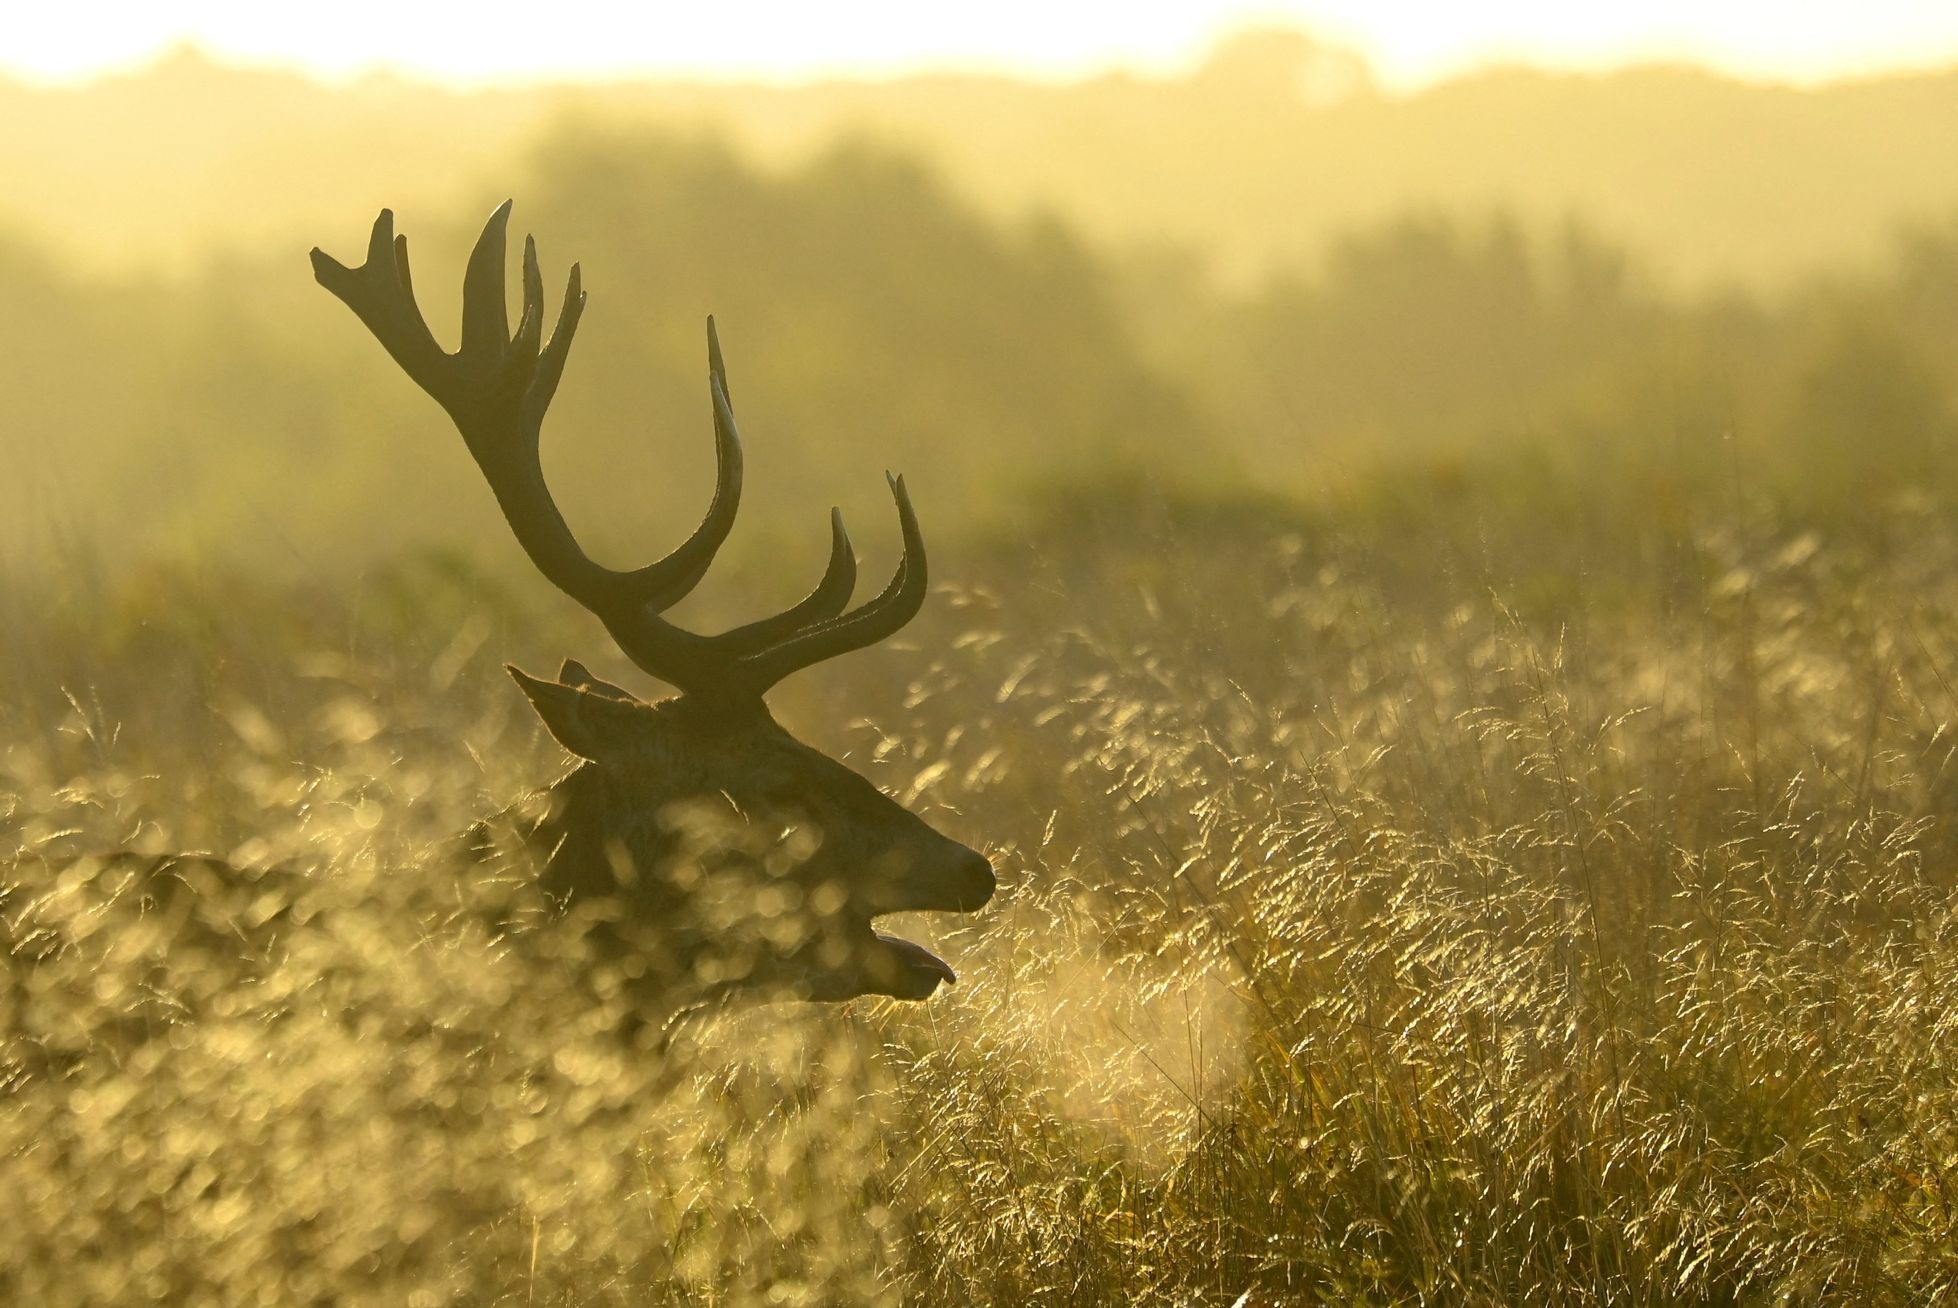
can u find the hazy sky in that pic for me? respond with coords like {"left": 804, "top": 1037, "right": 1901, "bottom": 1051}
{"left": 11, "top": 1, "right": 1958, "bottom": 91}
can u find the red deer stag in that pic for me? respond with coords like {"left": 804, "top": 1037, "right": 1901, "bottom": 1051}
{"left": 309, "top": 201, "right": 994, "bottom": 1020}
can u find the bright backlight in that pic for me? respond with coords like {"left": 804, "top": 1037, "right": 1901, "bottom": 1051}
{"left": 10, "top": 1, "right": 1958, "bottom": 90}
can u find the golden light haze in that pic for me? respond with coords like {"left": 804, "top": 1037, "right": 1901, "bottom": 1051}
{"left": 12, "top": 0, "right": 1958, "bottom": 1303}
{"left": 12, "top": 0, "right": 1958, "bottom": 90}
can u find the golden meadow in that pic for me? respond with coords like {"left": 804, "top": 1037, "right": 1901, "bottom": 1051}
{"left": 6, "top": 38, "right": 1958, "bottom": 1303}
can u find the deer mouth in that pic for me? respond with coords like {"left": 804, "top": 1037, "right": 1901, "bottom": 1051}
{"left": 849, "top": 848, "right": 992, "bottom": 999}
{"left": 788, "top": 914, "right": 964, "bottom": 1003}
{"left": 872, "top": 928, "right": 958, "bottom": 995}
{"left": 776, "top": 849, "right": 992, "bottom": 1002}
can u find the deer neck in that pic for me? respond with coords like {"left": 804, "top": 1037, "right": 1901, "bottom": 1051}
{"left": 484, "top": 765, "right": 712, "bottom": 1034}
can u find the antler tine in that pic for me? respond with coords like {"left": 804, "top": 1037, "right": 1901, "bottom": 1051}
{"left": 722, "top": 474, "right": 927, "bottom": 694}
{"left": 710, "top": 508, "right": 859, "bottom": 647}
{"left": 597, "top": 478, "right": 919, "bottom": 699}
{"left": 309, "top": 209, "right": 447, "bottom": 391}
{"left": 459, "top": 200, "right": 513, "bottom": 364}
{"left": 313, "top": 202, "right": 742, "bottom": 620}
{"left": 580, "top": 430, "right": 922, "bottom": 697}
{"left": 654, "top": 356, "right": 747, "bottom": 602}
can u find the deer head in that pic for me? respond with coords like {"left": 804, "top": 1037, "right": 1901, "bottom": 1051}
{"left": 311, "top": 202, "right": 993, "bottom": 1013}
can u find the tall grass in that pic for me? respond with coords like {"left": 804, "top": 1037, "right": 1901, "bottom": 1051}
{"left": 6, "top": 472, "right": 1958, "bottom": 1303}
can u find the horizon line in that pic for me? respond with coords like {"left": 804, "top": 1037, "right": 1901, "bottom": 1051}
{"left": 9, "top": 29, "right": 1958, "bottom": 100}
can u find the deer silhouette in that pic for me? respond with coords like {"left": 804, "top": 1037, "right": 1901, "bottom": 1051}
{"left": 308, "top": 201, "right": 994, "bottom": 1024}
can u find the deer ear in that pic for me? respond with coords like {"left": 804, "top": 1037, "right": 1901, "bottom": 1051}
{"left": 557, "top": 659, "right": 642, "bottom": 704}
{"left": 508, "top": 664, "right": 647, "bottom": 761}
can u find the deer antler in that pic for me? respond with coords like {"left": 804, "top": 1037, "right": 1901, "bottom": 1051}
{"left": 311, "top": 202, "right": 926, "bottom": 698}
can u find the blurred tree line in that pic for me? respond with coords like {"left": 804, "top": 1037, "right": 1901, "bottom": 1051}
{"left": 1143, "top": 208, "right": 1958, "bottom": 504}
{"left": 1, "top": 120, "right": 1955, "bottom": 595}
{"left": 11, "top": 39, "right": 1958, "bottom": 293}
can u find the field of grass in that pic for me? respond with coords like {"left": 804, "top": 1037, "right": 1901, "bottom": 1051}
{"left": 7, "top": 460, "right": 1958, "bottom": 1305}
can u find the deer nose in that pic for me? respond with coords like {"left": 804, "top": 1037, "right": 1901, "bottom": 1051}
{"left": 948, "top": 848, "right": 995, "bottom": 911}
